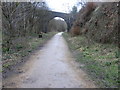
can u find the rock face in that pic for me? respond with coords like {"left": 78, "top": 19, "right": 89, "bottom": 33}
{"left": 70, "top": 2, "right": 119, "bottom": 44}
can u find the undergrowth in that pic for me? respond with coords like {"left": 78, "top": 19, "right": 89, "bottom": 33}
{"left": 2, "top": 31, "right": 57, "bottom": 72}
{"left": 63, "top": 33, "right": 119, "bottom": 88}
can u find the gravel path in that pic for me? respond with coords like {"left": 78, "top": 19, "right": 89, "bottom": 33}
{"left": 3, "top": 32, "right": 96, "bottom": 88}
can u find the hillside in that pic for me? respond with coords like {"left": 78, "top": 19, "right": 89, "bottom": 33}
{"left": 70, "top": 2, "right": 118, "bottom": 44}
{"left": 63, "top": 2, "right": 119, "bottom": 88}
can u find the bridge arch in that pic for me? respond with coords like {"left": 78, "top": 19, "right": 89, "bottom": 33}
{"left": 41, "top": 11, "right": 75, "bottom": 33}
{"left": 48, "top": 17, "right": 68, "bottom": 32}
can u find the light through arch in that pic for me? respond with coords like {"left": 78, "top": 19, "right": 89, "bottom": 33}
{"left": 48, "top": 17, "right": 67, "bottom": 32}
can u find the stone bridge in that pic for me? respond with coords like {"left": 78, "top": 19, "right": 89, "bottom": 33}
{"left": 41, "top": 10, "right": 76, "bottom": 32}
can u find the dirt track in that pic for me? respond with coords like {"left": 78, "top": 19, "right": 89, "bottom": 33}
{"left": 3, "top": 32, "right": 96, "bottom": 88}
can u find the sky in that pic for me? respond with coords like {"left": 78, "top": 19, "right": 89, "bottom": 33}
{"left": 54, "top": 17, "right": 65, "bottom": 21}
{"left": 45, "top": 0, "right": 82, "bottom": 13}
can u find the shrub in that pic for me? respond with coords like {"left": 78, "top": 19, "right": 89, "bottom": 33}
{"left": 70, "top": 25, "right": 80, "bottom": 36}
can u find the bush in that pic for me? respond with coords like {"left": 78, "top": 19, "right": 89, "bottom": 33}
{"left": 70, "top": 25, "right": 80, "bottom": 36}
{"left": 3, "top": 47, "right": 9, "bottom": 52}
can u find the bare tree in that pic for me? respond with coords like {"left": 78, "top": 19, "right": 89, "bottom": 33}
{"left": 2, "top": 1, "right": 50, "bottom": 51}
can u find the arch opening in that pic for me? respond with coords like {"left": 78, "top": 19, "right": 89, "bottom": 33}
{"left": 48, "top": 17, "right": 68, "bottom": 32}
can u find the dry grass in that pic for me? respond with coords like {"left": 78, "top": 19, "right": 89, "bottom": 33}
{"left": 70, "top": 26, "right": 80, "bottom": 36}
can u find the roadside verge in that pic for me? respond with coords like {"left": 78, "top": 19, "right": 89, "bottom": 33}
{"left": 63, "top": 33, "right": 119, "bottom": 88}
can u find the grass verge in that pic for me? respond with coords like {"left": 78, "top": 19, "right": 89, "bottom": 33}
{"left": 63, "top": 33, "right": 119, "bottom": 88}
{"left": 2, "top": 31, "right": 57, "bottom": 72}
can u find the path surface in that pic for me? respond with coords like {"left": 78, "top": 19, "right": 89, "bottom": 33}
{"left": 3, "top": 32, "right": 96, "bottom": 88}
